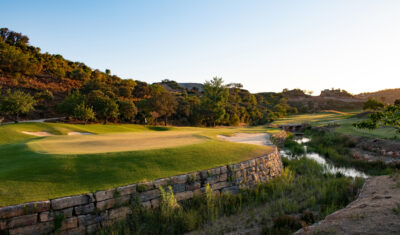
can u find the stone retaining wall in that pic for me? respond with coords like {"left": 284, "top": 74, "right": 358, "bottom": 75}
{"left": 0, "top": 147, "right": 283, "bottom": 235}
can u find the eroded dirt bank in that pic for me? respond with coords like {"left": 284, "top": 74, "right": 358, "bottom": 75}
{"left": 296, "top": 175, "right": 400, "bottom": 235}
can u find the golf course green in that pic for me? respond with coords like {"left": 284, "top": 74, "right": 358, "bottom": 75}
{"left": 0, "top": 122, "right": 275, "bottom": 206}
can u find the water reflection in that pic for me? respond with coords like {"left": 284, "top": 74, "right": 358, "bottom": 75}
{"left": 281, "top": 137, "right": 368, "bottom": 178}
{"left": 294, "top": 137, "right": 310, "bottom": 144}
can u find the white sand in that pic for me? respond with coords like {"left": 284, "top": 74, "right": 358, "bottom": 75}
{"left": 218, "top": 133, "right": 272, "bottom": 146}
{"left": 22, "top": 131, "right": 54, "bottom": 137}
{"left": 67, "top": 132, "right": 93, "bottom": 135}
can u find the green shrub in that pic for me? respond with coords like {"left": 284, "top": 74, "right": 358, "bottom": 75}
{"left": 53, "top": 214, "right": 65, "bottom": 232}
{"left": 300, "top": 211, "right": 315, "bottom": 225}
{"left": 95, "top": 158, "right": 364, "bottom": 235}
{"left": 159, "top": 185, "right": 180, "bottom": 219}
{"left": 305, "top": 128, "right": 400, "bottom": 175}
{"left": 273, "top": 215, "right": 302, "bottom": 230}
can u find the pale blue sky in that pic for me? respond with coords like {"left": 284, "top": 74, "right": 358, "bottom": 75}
{"left": 1, "top": 0, "right": 399, "bottom": 94}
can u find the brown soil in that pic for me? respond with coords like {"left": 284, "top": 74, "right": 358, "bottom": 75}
{"left": 349, "top": 136, "right": 400, "bottom": 164}
{"left": 351, "top": 148, "right": 400, "bottom": 164}
{"left": 296, "top": 175, "right": 400, "bottom": 235}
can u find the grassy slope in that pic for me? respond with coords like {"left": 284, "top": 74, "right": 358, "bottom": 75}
{"left": 272, "top": 111, "right": 400, "bottom": 140}
{"left": 0, "top": 123, "right": 274, "bottom": 206}
{"left": 271, "top": 111, "right": 355, "bottom": 126}
{"left": 334, "top": 118, "right": 400, "bottom": 140}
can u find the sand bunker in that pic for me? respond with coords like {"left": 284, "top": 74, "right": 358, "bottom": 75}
{"left": 27, "top": 131, "right": 206, "bottom": 154}
{"left": 218, "top": 133, "right": 272, "bottom": 146}
{"left": 22, "top": 131, "right": 54, "bottom": 137}
{"left": 67, "top": 132, "right": 93, "bottom": 135}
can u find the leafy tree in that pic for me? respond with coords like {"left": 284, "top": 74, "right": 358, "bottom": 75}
{"left": 69, "top": 67, "right": 91, "bottom": 81}
{"left": 34, "top": 90, "right": 54, "bottom": 103}
{"left": 0, "top": 41, "right": 39, "bottom": 75}
{"left": 133, "top": 81, "right": 152, "bottom": 98}
{"left": 395, "top": 99, "right": 400, "bottom": 106}
{"left": 117, "top": 80, "right": 136, "bottom": 98}
{"left": 87, "top": 91, "right": 119, "bottom": 123}
{"left": 148, "top": 85, "right": 178, "bottom": 126}
{"left": 118, "top": 86, "right": 133, "bottom": 98}
{"left": 363, "top": 98, "right": 384, "bottom": 110}
{"left": 0, "top": 89, "right": 35, "bottom": 122}
{"left": 81, "top": 78, "right": 107, "bottom": 94}
{"left": 34, "top": 89, "right": 54, "bottom": 113}
{"left": 201, "top": 77, "right": 228, "bottom": 126}
{"left": 0, "top": 28, "right": 29, "bottom": 46}
{"left": 0, "top": 28, "right": 303, "bottom": 127}
{"left": 117, "top": 100, "right": 137, "bottom": 122}
{"left": 354, "top": 104, "right": 400, "bottom": 133}
{"left": 73, "top": 103, "right": 95, "bottom": 124}
{"left": 57, "top": 91, "right": 85, "bottom": 117}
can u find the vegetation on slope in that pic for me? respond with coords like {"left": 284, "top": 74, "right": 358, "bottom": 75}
{"left": 95, "top": 158, "right": 364, "bottom": 235}
{"left": 356, "top": 88, "right": 400, "bottom": 105}
{"left": 271, "top": 111, "right": 355, "bottom": 126}
{"left": 304, "top": 128, "right": 400, "bottom": 175}
{"left": 0, "top": 28, "right": 297, "bottom": 126}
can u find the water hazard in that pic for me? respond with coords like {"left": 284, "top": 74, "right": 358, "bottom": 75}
{"left": 281, "top": 137, "right": 368, "bottom": 178}
{"left": 220, "top": 133, "right": 368, "bottom": 178}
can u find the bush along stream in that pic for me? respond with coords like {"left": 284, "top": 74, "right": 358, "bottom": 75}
{"left": 95, "top": 139, "right": 365, "bottom": 235}
{"left": 302, "top": 128, "right": 400, "bottom": 176}
{"left": 281, "top": 134, "right": 367, "bottom": 178}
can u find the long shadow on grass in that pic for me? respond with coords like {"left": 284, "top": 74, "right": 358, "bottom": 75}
{"left": 147, "top": 126, "right": 173, "bottom": 131}
{"left": 0, "top": 139, "right": 266, "bottom": 205}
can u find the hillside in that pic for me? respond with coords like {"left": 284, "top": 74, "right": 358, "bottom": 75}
{"left": 0, "top": 28, "right": 297, "bottom": 126}
{"left": 0, "top": 27, "right": 396, "bottom": 125}
{"left": 178, "top": 82, "right": 204, "bottom": 92}
{"left": 272, "top": 89, "right": 365, "bottom": 113}
{"left": 287, "top": 96, "right": 364, "bottom": 113}
{"left": 356, "top": 88, "right": 400, "bottom": 104}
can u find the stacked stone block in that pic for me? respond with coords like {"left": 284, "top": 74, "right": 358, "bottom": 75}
{"left": 0, "top": 147, "right": 282, "bottom": 235}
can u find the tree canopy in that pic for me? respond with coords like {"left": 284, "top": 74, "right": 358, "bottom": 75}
{"left": 201, "top": 77, "right": 228, "bottom": 126}
{"left": 363, "top": 98, "right": 384, "bottom": 111}
{"left": 354, "top": 104, "right": 400, "bottom": 133}
{"left": 0, "top": 28, "right": 299, "bottom": 126}
{"left": 0, "top": 89, "right": 36, "bottom": 122}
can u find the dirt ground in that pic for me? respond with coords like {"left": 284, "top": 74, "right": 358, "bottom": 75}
{"left": 296, "top": 175, "right": 400, "bottom": 235}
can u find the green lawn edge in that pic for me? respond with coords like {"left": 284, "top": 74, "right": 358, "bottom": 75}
{"left": 0, "top": 123, "right": 274, "bottom": 206}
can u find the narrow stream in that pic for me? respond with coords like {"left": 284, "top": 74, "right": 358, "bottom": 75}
{"left": 281, "top": 137, "right": 368, "bottom": 178}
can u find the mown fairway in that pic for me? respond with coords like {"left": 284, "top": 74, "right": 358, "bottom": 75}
{"left": 272, "top": 110, "right": 400, "bottom": 140}
{"left": 27, "top": 131, "right": 207, "bottom": 154}
{"left": 333, "top": 117, "right": 400, "bottom": 140}
{"left": 0, "top": 123, "right": 274, "bottom": 206}
{"left": 271, "top": 111, "right": 355, "bottom": 126}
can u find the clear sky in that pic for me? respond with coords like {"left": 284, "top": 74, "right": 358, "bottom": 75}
{"left": 1, "top": 0, "right": 399, "bottom": 94}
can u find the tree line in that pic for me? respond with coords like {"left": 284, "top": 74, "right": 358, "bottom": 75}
{"left": 0, "top": 28, "right": 297, "bottom": 126}
{"left": 0, "top": 77, "right": 297, "bottom": 126}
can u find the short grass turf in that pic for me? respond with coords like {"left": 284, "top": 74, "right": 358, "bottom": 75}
{"left": 333, "top": 118, "right": 400, "bottom": 140}
{"left": 0, "top": 123, "right": 274, "bottom": 206}
{"left": 271, "top": 111, "right": 356, "bottom": 126}
{"left": 271, "top": 111, "right": 400, "bottom": 140}
{"left": 27, "top": 131, "right": 207, "bottom": 154}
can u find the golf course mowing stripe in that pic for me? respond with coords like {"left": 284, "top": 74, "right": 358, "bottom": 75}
{"left": 26, "top": 131, "right": 208, "bottom": 154}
